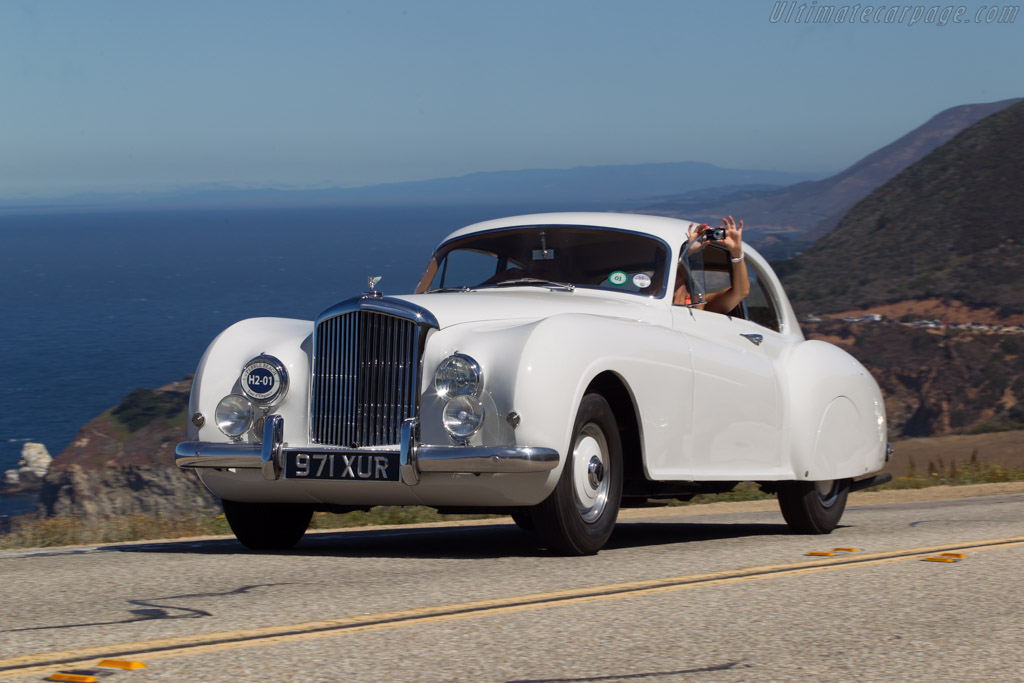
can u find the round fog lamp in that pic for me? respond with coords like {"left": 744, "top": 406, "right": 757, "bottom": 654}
{"left": 442, "top": 395, "right": 485, "bottom": 440}
{"left": 215, "top": 395, "right": 254, "bottom": 439}
{"left": 434, "top": 354, "right": 482, "bottom": 399}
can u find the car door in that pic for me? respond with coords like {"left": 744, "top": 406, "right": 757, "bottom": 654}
{"left": 670, "top": 304, "right": 784, "bottom": 479}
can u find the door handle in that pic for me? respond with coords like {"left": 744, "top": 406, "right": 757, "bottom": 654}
{"left": 741, "top": 333, "right": 763, "bottom": 346}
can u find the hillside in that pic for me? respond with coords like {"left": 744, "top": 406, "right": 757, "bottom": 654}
{"left": 778, "top": 99, "right": 1024, "bottom": 317}
{"left": 637, "top": 98, "right": 1020, "bottom": 256}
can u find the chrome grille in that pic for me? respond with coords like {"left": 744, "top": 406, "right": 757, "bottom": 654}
{"left": 311, "top": 310, "right": 421, "bottom": 447}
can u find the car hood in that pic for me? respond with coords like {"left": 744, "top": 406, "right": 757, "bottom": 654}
{"left": 390, "top": 289, "right": 666, "bottom": 329}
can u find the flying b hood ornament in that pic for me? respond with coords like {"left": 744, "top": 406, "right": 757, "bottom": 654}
{"left": 367, "top": 275, "right": 383, "bottom": 297}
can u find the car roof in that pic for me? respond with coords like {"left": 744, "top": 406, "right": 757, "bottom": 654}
{"left": 438, "top": 212, "right": 697, "bottom": 247}
{"left": 433, "top": 211, "right": 798, "bottom": 338}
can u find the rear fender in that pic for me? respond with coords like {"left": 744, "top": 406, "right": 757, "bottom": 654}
{"left": 781, "top": 340, "right": 887, "bottom": 480}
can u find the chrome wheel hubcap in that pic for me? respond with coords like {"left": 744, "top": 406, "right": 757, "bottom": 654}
{"left": 573, "top": 423, "right": 609, "bottom": 523}
{"left": 587, "top": 457, "right": 605, "bottom": 489}
{"left": 814, "top": 480, "right": 839, "bottom": 507}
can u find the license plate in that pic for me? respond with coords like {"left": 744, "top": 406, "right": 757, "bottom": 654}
{"left": 283, "top": 451, "right": 400, "bottom": 482}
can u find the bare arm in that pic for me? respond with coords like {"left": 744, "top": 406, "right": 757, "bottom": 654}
{"left": 704, "top": 216, "right": 750, "bottom": 314}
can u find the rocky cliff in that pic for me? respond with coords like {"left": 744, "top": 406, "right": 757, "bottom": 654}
{"left": 804, "top": 320, "right": 1023, "bottom": 437}
{"left": 35, "top": 378, "right": 219, "bottom": 519}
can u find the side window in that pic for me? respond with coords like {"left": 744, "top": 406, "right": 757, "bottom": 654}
{"left": 674, "top": 243, "right": 733, "bottom": 307}
{"left": 744, "top": 265, "right": 781, "bottom": 332}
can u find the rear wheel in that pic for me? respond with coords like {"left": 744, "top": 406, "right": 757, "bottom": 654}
{"left": 777, "top": 479, "right": 850, "bottom": 534}
{"left": 530, "top": 394, "right": 623, "bottom": 555}
{"left": 222, "top": 499, "right": 313, "bottom": 550}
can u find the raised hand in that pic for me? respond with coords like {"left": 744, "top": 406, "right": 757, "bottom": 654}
{"left": 686, "top": 222, "right": 707, "bottom": 253}
{"left": 717, "top": 216, "right": 744, "bottom": 258}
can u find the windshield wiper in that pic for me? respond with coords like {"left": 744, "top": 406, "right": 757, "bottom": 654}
{"left": 490, "top": 278, "right": 575, "bottom": 292}
{"left": 424, "top": 286, "right": 472, "bottom": 293}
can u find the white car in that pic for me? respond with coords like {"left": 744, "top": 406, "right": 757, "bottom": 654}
{"left": 176, "top": 212, "right": 891, "bottom": 554}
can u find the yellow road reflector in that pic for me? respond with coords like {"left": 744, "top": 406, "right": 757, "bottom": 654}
{"left": 806, "top": 548, "right": 860, "bottom": 557}
{"left": 48, "top": 673, "right": 97, "bottom": 683}
{"left": 97, "top": 660, "right": 146, "bottom": 670}
{"left": 925, "top": 551, "right": 968, "bottom": 562}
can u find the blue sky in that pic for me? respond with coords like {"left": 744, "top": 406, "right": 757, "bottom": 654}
{"left": 1, "top": 0, "right": 1021, "bottom": 199}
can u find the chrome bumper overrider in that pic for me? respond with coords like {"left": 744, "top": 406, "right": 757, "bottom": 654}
{"left": 175, "top": 416, "right": 559, "bottom": 486}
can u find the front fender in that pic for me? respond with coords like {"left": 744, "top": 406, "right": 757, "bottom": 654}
{"left": 189, "top": 317, "right": 314, "bottom": 446}
{"left": 420, "top": 312, "right": 691, "bottom": 498}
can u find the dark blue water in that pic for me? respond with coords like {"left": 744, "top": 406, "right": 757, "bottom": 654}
{"left": 0, "top": 204, "right": 539, "bottom": 518}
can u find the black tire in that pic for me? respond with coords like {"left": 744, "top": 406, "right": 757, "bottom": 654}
{"left": 530, "top": 394, "right": 623, "bottom": 555}
{"left": 510, "top": 509, "right": 534, "bottom": 531}
{"left": 221, "top": 499, "right": 313, "bottom": 550}
{"left": 777, "top": 479, "right": 850, "bottom": 534}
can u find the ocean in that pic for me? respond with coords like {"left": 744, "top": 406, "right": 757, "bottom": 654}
{"left": 0, "top": 203, "right": 546, "bottom": 519}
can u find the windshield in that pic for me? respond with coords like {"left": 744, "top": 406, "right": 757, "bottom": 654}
{"left": 415, "top": 225, "right": 670, "bottom": 297}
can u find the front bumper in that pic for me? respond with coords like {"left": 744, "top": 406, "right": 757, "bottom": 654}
{"left": 175, "top": 415, "right": 559, "bottom": 486}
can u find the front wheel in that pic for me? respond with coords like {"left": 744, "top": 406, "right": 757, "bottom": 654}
{"left": 510, "top": 509, "right": 534, "bottom": 531}
{"left": 777, "top": 479, "right": 850, "bottom": 534}
{"left": 222, "top": 499, "right": 313, "bottom": 550}
{"left": 530, "top": 394, "right": 623, "bottom": 555}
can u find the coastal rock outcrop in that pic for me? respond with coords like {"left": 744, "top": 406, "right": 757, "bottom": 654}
{"left": 1, "top": 442, "right": 53, "bottom": 493}
{"left": 40, "top": 461, "right": 218, "bottom": 518}
{"left": 35, "top": 377, "right": 220, "bottom": 519}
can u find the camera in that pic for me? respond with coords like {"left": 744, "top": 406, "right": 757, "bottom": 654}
{"left": 704, "top": 225, "right": 726, "bottom": 241}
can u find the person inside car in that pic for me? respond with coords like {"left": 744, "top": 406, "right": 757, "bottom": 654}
{"left": 673, "top": 215, "right": 750, "bottom": 314}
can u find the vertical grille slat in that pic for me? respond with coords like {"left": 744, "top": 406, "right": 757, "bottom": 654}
{"left": 343, "top": 313, "right": 355, "bottom": 446}
{"left": 312, "top": 309, "right": 421, "bottom": 447}
{"left": 386, "top": 320, "right": 396, "bottom": 439}
{"left": 348, "top": 312, "right": 359, "bottom": 445}
{"left": 326, "top": 317, "right": 338, "bottom": 444}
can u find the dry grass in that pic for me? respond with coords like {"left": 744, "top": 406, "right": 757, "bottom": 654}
{"left": 0, "top": 506, "right": 492, "bottom": 550}
{"left": 0, "top": 511, "right": 230, "bottom": 550}
{"left": 886, "top": 429, "right": 1024, "bottom": 476}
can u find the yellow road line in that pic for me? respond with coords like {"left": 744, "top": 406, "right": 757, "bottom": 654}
{"left": 4, "top": 535, "right": 1024, "bottom": 679}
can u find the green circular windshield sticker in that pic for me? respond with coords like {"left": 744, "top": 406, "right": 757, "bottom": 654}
{"left": 609, "top": 271, "right": 628, "bottom": 286}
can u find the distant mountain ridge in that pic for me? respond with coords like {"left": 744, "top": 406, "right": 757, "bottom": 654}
{"left": 778, "top": 99, "right": 1024, "bottom": 316}
{"left": 636, "top": 98, "right": 1022, "bottom": 254}
{"left": 0, "top": 162, "right": 817, "bottom": 212}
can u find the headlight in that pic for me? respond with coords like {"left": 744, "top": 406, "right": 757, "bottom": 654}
{"left": 239, "top": 354, "right": 288, "bottom": 406}
{"left": 434, "top": 353, "right": 482, "bottom": 399}
{"left": 215, "top": 395, "right": 254, "bottom": 438}
{"left": 442, "top": 395, "right": 485, "bottom": 440}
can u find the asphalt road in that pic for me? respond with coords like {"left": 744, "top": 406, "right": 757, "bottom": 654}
{"left": 2, "top": 490, "right": 1023, "bottom": 682}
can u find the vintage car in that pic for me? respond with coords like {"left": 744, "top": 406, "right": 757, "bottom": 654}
{"left": 176, "top": 212, "right": 892, "bottom": 555}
